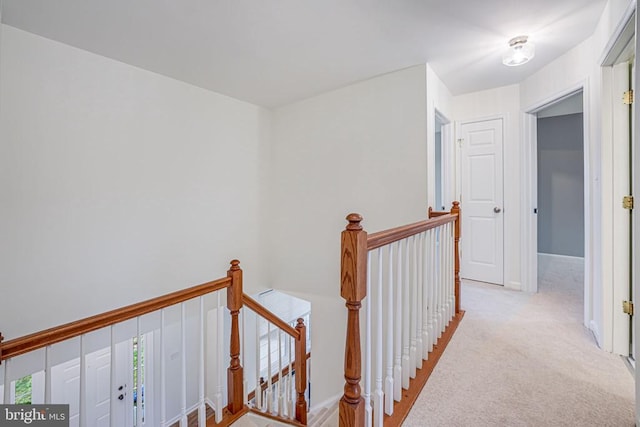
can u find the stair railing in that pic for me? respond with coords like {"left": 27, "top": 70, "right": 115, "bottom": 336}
{"left": 242, "top": 294, "right": 308, "bottom": 425}
{"left": 339, "top": 202, "right": 462, "bottom": 427}
{"left": 0, "top": 259, "right": 308, "bottom": 426}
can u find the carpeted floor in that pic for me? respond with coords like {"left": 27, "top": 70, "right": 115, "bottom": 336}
{"left": 403, "top": 256, "right": 635, "bottom": 426}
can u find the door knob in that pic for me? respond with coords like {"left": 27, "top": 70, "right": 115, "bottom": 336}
{"left": 118, "top": 394, "right": 124, "bottom": 401}
{"left": 494, "top": 207, "right": 502, "bottom": 213}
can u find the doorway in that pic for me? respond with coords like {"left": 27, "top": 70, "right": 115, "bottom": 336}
{"left": 535, "top": 92, "right": 586, "bottom": 319}
{"left": 434, "top": 109, "right": 452, "bottom": 211}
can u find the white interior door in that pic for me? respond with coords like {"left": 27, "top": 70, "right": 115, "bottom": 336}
{"left": 460, "top": 118, "right": 504, "bottom": 285}
{"left": 611, "top": 60, "right": 633, "bottom": 356}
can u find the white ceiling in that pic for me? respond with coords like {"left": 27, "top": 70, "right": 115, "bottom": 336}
{"left": 1, "top": 0, "right": 608, "bottom": 108}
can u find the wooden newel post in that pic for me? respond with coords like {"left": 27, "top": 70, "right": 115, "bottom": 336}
{"left": 227, "top": 259, "right": 244, "bottom": 414}
{"left": 450, "top": 202, "right": 462, "bottom": 314}
{"left": 339, "top": 213, "right": 367, "bottom": 427}
{"left": 295, "top": 318, "right": 308, "bottom": 425}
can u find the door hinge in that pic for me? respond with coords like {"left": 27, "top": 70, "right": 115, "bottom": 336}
{"left": 623, "top": 195, "right": 634, "bottom": 210}
{"left": 623, "top": 300, "right": 634, "bottom": 316}
{"left": 623, "top": 89, "right": 634, "bottom": 105}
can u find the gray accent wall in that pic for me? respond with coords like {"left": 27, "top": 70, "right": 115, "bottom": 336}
{"left": 537, "top": 113, "right": 584, "bottom": 257}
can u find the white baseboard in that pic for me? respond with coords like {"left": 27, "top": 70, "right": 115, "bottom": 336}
{"left": 506, "top": 281, "right": 521, "bottom": 291}
{"left": 310, "top": 392, "right": 342, "bottom": 413}
{"left": 589, "top": 320, "right": 602, "bottom": 348}
{"left": 538, "top": 252, "right": 585, "bottom": 262}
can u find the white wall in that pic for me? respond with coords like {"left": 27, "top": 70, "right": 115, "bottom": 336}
{"left": 453, "top": 84, "right": 522, "bottom": 290}
{"left": 0, "top": 25, "right": 271, "bottom": 340}
{"left": 270, "top": 64, "right": 430, "bottom": 404}
{"left": 537, "top": 113, "right": 585, "bottom": 257}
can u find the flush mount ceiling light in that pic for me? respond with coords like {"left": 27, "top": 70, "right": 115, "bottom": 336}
{"left": 502, "top": 35, "right": 535, "bottom": 66}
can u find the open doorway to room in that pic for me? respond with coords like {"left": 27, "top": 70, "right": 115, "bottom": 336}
{"left": 535, "top": 92, "right": 585, "bottom": 318}
{"left": 434, "top": 110, "right": 452, "bottom": 212}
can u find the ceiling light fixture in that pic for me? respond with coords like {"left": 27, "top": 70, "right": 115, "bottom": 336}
{"left": 502, "top": 35, "right": 535, "bottom": 67}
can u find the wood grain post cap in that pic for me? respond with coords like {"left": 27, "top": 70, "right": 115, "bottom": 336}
{"left": 345, "top": 213, "right": 363, "bottom": 230}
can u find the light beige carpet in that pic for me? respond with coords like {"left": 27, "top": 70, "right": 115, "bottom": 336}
{"left": 403, "top": 256, "right": 635, "bottom": 426}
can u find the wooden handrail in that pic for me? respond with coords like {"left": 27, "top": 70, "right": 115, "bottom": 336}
{"left": 242, "top": 294, "right": 300, "bottom": 339}
{"left": 243, "top": 293, "right": 308, "bottom": 424}
{"left": 428, "top": 206, "right": 449, "bottom": 218}
{"left": 0, "top": 276, "right": 231, "bottom": 361}
{"left": 367, "top": 214, "right": 458, "bottom": 250}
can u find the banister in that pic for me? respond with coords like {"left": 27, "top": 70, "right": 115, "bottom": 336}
{"left": 366, "top": 214, "right": 458, "bottom": 250}
{"left": 248, "top": 352, "right": 312, "bottom": 401}
{"left": 451, "top": 201, "right": 462, "bottom": 314}
{"left": 295, "top": 318, "right": 308, "bottom": 424}
{"left": 0, "top": 276, "right": 232, "bottom": 361}
{"left": 227, "top": 259, "right": 244, "bottom": 414}
{"left": 339, "top": 202, "right": 462, "bottom": 427}
{"left": 242, "top": 294, "right": 300, "bottom": 339}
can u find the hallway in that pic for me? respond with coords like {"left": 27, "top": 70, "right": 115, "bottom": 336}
{"left": 402, "top": 257, "right": 634, "bottom": 426}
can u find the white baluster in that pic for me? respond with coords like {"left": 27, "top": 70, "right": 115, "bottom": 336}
{"left": 199, "top": 297, "right": 207, "bottom": 427}
{"left": 439, "top": 225, "right": 446, "bottom": 337}
{"left": 45, "top": 346, "right": 51, "bottom": 404}
{"left": 180, "top": 303, "right": 188, "bottom": 426}
{"left": 442, "top": 226, "right": 447, "bottom": 336}
{"left": 402, "top": 238, "right": 410, "bottom": 389}
{"left": 393, "top": 241, "right": 402, "bottom": 402}
{"left": 417, "top": 234, "right": 422, "bottom": 356}
{"left": 364, "top": 251, "right": 373, "bottom": 427}
{"left": 440, "top": 224, "right": 448, "bottom": 327}
{"left": 428, "top": 229, "right": 436, "bottom": 351}
{"left": 215, "top": 294, "right": 224, "bottom": 422}
{"left": 109, "top": 327, "right": 115, "bottom": 427}
{"left": 266, "top": 322, "right": 273, "bottom": 413}
{"left": 422, "top": 230, "right": 430, "bottom": 360}
{"left": 374, "top": 249, "right": 384, "bottom": 427}
{"left": 288, "top": 335, "right": 293, "bottom": 418}
{"left": 445, "top": 223, "right": 454, "bottom": 325}
{"left": 160, "top": 311, "right": 167, "bottom": 427}
{"left": 2, "top": 358, "right": 9, "bottom": 404}
{"left": 137, "top": 317, "right": 145, "bottom": 427}
{"left": 410, "top": 235, "right": 417, "bottom": 378}
{"left": 255, "top": 311, "right": 263, "bottom": 411}
{"left": 80, "top": 335, "right": 88, "bottom": 427}
{"left": 278, "top": 329, "right": 284, "bottom": 417}
{"left": 384, "top": 244, "right": 395, "bottom": 415}
{"left": 242, "top": 307, "right": 248, "bottom": 406}
{"left": 434, "top": 227, "right": 443, "bottom": 342}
